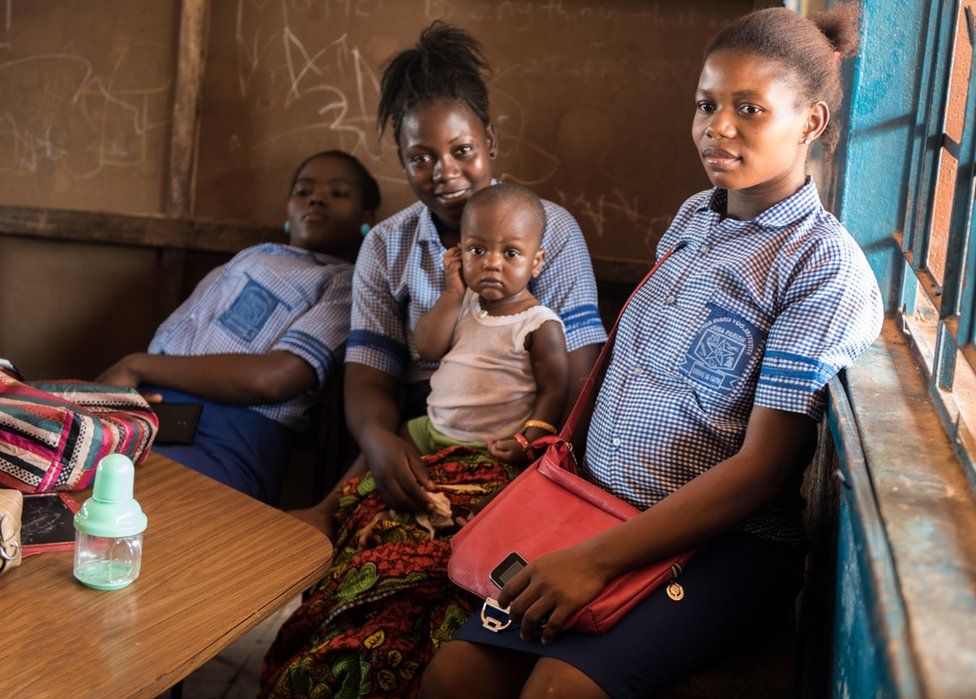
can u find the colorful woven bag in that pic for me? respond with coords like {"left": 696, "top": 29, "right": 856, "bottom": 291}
{"left": 0, "top": 367, "right": 158, "bottom": 493}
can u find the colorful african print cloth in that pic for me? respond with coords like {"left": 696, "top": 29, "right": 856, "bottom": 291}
{"left": 260, "top": 446, "right": 516, "bottom": 699}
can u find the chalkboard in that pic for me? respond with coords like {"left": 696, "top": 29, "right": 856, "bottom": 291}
{"left": 0, "top": 0, "right": 179, "bottom": 215}
{"left": 196, "top": 0, "right": 766, "bottom": 264}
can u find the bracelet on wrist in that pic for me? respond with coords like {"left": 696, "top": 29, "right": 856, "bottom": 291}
{"left": 523, "top": 419, "right": 558, "bottom": 435}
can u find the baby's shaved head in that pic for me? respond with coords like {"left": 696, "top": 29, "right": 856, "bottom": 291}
{"left": 462, "top": 183, "right": 547, "bottom": 245}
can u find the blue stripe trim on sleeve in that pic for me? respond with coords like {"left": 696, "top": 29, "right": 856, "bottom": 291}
{"left": 286, "top": 330, "right": 336, "bottom": 362}
{"left": 757, "top": 376, "right": 824, "bottom": 394}
{"left": 561, "top": 304, "right": 601, "bottom": 321}
{"left": 564, "top": 311, "right": 603, "bottom": 331}
{"left": 763, "top": 350, "right": 834, "bottom": 377}
{"left": 280, "top": 331, "right": 337, "bottom": 375}
{"left": 760, "top": 366, "right": 834, "bottom": 385}
{"left": 347, "top": 329, "right": 409, "bottom": 360}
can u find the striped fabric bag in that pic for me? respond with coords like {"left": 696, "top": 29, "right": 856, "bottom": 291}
{"left": 0, "top": 367, "right": 158, "bottom": 493}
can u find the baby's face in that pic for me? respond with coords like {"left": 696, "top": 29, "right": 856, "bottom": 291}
{"left": 459, "top": 202, "right": 545, "bottom": 302}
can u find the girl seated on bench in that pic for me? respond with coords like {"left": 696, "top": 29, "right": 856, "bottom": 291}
{"left": 98, "top": 151, "right": 380, "bottom": 504}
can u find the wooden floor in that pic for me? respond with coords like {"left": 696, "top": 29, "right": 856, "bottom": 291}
{"left": 158, "top": 597, "right": 301, "bottom": 698}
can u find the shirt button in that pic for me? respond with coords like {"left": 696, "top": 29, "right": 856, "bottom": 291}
{"left": 700, "top": 243, "right": 710, "bottom": 254}
{"left": 612, "top": 437, "right": 622, "bottom": 447}
{"left": 665, "top": 294, "right": 676, "bottom": 304}
{"left": 632, "top": 367, "right": 644, "bottom": 376}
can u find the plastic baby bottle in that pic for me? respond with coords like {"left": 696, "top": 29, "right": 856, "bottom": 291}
{"left": 73, "top": 453, "right": 147, "bottom": 590}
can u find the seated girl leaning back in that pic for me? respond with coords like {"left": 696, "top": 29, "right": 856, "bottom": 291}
{"left": 97, "top": 151, "right": 380, "bottom": 504}
{"left": 422, "top": 5, "right": 883, "bottom": 699}
{"left": 406, "top": 183, "right": 567, "bottom": 470}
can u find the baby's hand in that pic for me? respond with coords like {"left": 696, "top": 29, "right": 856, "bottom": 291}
{"left": 442, "top": 246, "right": 466, "bottom": 297}
{"left": 488, "top": 437, "right": 530, "bottom": 466}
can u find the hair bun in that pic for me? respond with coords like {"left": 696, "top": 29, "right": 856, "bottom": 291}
{"left": 812, "top": 2, "right": 861, "bottom": 59}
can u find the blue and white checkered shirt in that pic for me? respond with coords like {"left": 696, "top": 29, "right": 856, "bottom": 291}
{"left": 149, "top": 243, "right": 352, "bottom": 431}
{"left": 585, "top": 178, "right": 883, "bottom": 542}
{"left": 347, "top": 196, "right": 607, "bottom": 383}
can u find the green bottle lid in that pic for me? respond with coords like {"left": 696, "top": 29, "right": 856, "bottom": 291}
{"left": 74, "top": 454, "right": 148, "bottom": 538}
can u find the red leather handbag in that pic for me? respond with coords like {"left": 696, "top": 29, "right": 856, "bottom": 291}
{"left": 448, "top": 244, "right": 693, "bottom": 635}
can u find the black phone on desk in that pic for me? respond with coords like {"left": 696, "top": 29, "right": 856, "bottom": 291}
{"left": 152, "top": 402, "right": 203, "bottom": 445}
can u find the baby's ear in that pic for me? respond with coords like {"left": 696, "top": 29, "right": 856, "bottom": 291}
{"left": 532, "top": 248, "right": 546, "bottom": 278}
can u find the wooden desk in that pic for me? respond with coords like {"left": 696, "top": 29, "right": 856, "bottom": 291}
{"left": 0, "top": 453, "right": 333, "bottom": 698}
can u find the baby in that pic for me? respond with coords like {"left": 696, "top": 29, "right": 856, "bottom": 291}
{"left": 405, "top": 183, "right": 569, "bottom": 465}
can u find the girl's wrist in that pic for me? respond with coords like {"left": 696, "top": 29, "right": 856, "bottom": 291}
{"left": 578, "top": 531, "right": 631, "bottom": 581}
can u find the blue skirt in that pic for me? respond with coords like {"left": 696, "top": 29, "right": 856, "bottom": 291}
{"left": 147, "top": 386, "right": 294, "bottom": 504}
{"left": 451, "top": 530, "right": 805, "bottom": 698}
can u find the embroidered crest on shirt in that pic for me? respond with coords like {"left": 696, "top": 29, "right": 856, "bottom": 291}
{"left": 218, "top": 276, "right": 289, "bottom": 342}
{"left": 679, "top": 302, "right": 764, "bottom": 396}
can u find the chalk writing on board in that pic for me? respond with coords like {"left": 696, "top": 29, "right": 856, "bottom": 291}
{"left": 0, "top": 47, "right": 172, "bottom": 177}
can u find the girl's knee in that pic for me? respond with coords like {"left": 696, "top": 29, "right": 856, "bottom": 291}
{"left": 419, "top": 641, "right": 485, "bottom": 699}
{"left": 521, "top": 657, "right": 608, "bottom": 699}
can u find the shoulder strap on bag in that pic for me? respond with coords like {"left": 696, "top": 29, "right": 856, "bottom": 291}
{"left": 560, "top": 241, "right": 686, "bottom": 443}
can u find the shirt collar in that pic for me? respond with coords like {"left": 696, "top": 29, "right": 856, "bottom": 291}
{"left": 417, "top": 205, "right": 441, "bottom": 245}
{"left": 695, "top": 176, "right": 822, "bottom": 229}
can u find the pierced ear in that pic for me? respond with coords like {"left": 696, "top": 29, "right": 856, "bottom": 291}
{"left": 532, "top": 248, "right": 547, "bottom": 278}
{"left": 804, "top": 101, "right": 830, "bottom": 144}
{"left": 485, "top": 123, "right": 499, "bottom": 158}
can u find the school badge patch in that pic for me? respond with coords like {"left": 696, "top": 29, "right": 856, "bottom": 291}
{"left": 679, "top": 302, "right": 765, "bottom": 396}
{"left": 218, "top": 276, "right": 287, "bottom": 342}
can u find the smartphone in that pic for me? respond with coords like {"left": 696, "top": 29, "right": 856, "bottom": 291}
{"left": 152, "top": 402, "right": 203, "bottom": 445}
{"left": 489, "top": 551, "right": 528, "bottom": 589}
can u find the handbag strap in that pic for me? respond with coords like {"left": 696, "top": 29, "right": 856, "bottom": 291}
{"left": 559, "top": 241, "right": 686, "bottom": 443}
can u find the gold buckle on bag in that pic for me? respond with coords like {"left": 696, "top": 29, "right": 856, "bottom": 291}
{"left": 480, "top": 597, "right": 512, "bottom": 633}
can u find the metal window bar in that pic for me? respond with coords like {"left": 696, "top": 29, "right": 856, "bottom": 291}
{"left": 904, "top": 0, "right": 959, "bottom": 279}
{"left": 933, "top": 4, "right": 976, "bottom": 394}
{"left": 896, "top": 1, "right": 976, "bottom": 482}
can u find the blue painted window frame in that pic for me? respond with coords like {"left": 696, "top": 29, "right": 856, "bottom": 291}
{"left": 900, "top": 0, "right": 976, "bottom": 479}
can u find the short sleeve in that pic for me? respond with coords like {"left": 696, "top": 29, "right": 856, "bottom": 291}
{"left": 272, "top": 266, "right": 353, "bottom": 390}
{"left": 531, "top": 203, "right": 607, "bottom": 352}
{"left": 755, "top": 234, "right": 883, "bottom": 419}
{"left": 345, "top": 231, "right": 410, "bottom": 377}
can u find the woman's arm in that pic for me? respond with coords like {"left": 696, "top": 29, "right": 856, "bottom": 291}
{"left": 414, "top": 246, "right": 466, "bottom": 360}
{"left": 97, "top": 350, "right": 317, "bottom": 405}
{"left": 344, "top": 362, "right": 433, "bottom": 512}
{"left": 497, "top": 405, "right": 817, "bottom": 642}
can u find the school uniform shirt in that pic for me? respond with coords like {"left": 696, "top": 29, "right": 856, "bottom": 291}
{"left": 346, "top": 195, "right": 607, "bottom": 384}
{"left": 148, "top": 243, "right": 352, "bottom": 431}
{"left": 585, "top": 178, "right": 883, "bottom": 542}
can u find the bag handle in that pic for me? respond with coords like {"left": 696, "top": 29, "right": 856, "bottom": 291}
{"left": 559, "top": 241, "right": 686, "bottom": 443}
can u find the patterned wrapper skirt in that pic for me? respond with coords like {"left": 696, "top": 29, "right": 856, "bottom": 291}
{"left": 260, "top": 446, "right": 516, "bottom": 698}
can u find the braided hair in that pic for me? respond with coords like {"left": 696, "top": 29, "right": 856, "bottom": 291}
{"left": 377, "top": 21, "right": 492, "bottom": 145}
{"left": 706, "top": 4, "right": 860, "bottom": 156}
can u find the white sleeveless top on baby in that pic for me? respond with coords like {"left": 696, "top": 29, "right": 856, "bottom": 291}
{"left": 427, "top": 289, "right": 564, "bottom": 443}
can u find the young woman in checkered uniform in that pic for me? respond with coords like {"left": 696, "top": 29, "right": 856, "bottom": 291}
{"left": 425, "top": 6, "right": 883, "bottom": 697}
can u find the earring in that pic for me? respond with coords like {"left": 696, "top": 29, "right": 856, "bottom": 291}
{"left": 802, "top": 137, "right": 810, "bottom": 145}
{"left": 360, "top": 223, "right": 371, "bottom": 236}
{"left": 489, "top": 151, "right": 497, "bottom": 159}
{"left": 284, "top": 220, "right": 291, "bottom": 234}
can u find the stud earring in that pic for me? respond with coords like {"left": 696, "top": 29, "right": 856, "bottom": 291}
{"left": 489, "top": 151, "right": 497, "bottom": 159}
{"left": 284, "top": 220, "right": 291, "bottom": 234}
{"left": 802, "top": 137, "right": 810, "bottom": 145}
{"left": 360, "top": 223, "right": 371, "bottom": 236}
